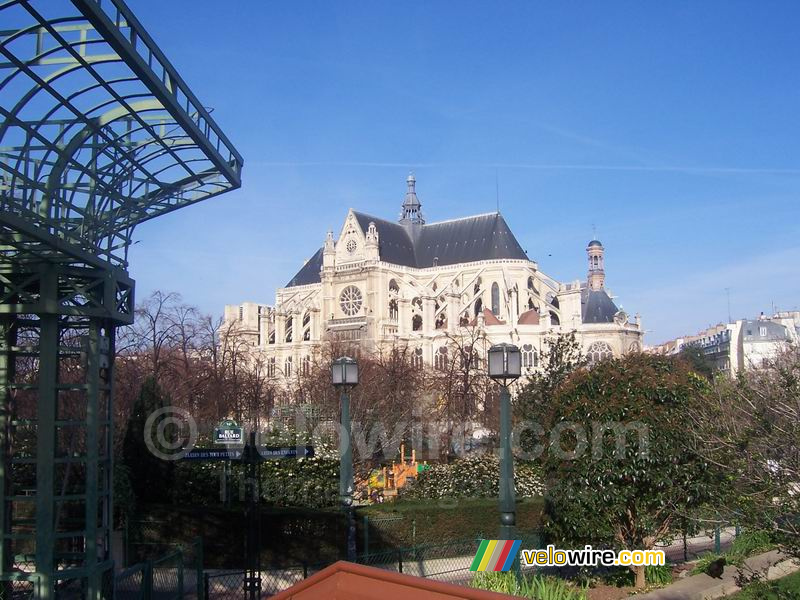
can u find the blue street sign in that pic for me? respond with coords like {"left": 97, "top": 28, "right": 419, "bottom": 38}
{"left": 183, "top": 449, "right": 242, "bottom": 461}
{"left": 258, "top": 446, "right": 315, "bottom": 459}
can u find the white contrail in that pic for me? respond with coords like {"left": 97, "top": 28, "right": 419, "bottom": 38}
{"left": 246, "top": 160, "right": 800, "bottom": 175}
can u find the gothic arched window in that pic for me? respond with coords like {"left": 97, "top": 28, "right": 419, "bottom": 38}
{"left": 587, "top": 341, "right": 613, "bottom": 365}
{"left": 522, "top": 344, "right": 537, "bottom": 370}
{"left": 412, "top": 347, "right": 423, "bottom": 369}
{"left": 434, "top": 347, "right": 448, "bottom": 371}
{"left": 302, "top": 355, "right": 311, "bottom": 376}
{"left": 285, "top": 317, "right": 293, "bottom": 343}
{"left": 389, "top": 299, "right": 398, "bottom": 321}
{"left": 284, "top": 356, "right": 293, "bottom": 377}
{"left": 267, "top": 357, "right": 276, "bottom": 377}
{"left": 550, "top": 311, "right": 560, "bottom": 326}
{"left": 491, "top": 282, "right": 500, "bottom": 316}
{"left": 389, "top": 279, "right": 399, "bottom": 295}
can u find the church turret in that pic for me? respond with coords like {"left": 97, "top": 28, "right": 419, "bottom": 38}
{"left": 587, "top": 239, "right": 605, "bottom": 290}
{"left": 323, "top": 230, "right": 336, "bottom": 269}
{"left": 399, "top": 173, "right": 425, "bottom": 225}
{"left": 365, "top": 221, "right": 379, "bottom": 260}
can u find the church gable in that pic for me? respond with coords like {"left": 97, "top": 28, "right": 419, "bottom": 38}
{"left": 336, "top": 210, "right": 368, "bottom": 264}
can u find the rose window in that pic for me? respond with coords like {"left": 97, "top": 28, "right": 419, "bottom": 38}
{"left": 339, "top": 286, "right": 363, "bottom": 316}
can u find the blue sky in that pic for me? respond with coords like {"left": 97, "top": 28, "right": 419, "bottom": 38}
{"left": 128, "top": 1, "right": 800, "bottom": 344}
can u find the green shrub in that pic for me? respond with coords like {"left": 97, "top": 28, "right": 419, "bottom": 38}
{"left": 728, "top": 530, "right": 774, "bottom": 565}
{"left": 470, "top": 572, "right": 587, "bottom": 600}
{"left": 402, "top": 456, "right": 544, "bottom": 500}
{"left": 602, "top": 564, "right": 672, "bottom": 587}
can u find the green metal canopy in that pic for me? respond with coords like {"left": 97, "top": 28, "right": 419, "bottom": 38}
{"left": 0, "top": 1, "right": 243, "bottom": 598}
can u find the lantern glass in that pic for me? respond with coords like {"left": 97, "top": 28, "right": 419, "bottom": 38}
{"left": 345, "top": 362, "right": 359, "bottom": 386}
{"left": 506, "top": 346, "right": 522, "bottom": 378}
{"left": 488, "top": 347, "right": 505, "bottom": 379}
{"left": 331, "top": 361, "right": 343, "bottom": 386}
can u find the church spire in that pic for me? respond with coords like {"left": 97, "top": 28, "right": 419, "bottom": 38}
{"left": 399, "top": 173, "right": 425, "bottom": 225}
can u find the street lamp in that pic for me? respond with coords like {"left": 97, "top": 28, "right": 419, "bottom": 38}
{"left": 332, "top": 356, "right": 358, "bottom": 561}
{"left": 488, "top": 343, "right": 521, "bottom": 542}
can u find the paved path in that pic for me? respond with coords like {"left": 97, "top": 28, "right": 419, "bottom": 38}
{"left": 635, "top": 550, "right": 800, "bottom": 600}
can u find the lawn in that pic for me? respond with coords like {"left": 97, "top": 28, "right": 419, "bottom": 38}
{"left": 728, "top": 569, "right": 800, "bottom": 600}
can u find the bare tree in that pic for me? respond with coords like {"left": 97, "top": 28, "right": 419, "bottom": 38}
{"left": 689, "top": 344, "right": 800, "bottom": 557}
{"left": 429, "top": 325, "right": 493, "bottom": 461}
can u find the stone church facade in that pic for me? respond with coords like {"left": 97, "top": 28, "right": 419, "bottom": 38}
{"left": 225, "top": 176, "right": 643, "bottom": 382}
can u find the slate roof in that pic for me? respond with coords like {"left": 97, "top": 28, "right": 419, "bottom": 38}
{"left": 581, "top": 288, "right": 620, "bottom": 324}
{"left": 285, "top": 247, "right": 324, "bottom": 287}
{"left": 286, "top": 212, "right": 529, "bottom": 287}
{"left": 741, "top": 320, "right": 790, "bottom": 342}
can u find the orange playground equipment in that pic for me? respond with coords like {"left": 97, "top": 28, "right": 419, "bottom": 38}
{"left": 366, "top": 445, "right": 429, "bottom": 500}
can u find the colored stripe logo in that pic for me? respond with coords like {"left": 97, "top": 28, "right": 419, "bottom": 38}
{"left": 470, "top": 540, "right": 521, "bottom": 571}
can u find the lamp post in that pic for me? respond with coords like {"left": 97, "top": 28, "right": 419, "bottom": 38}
{"left": 332, "top": 356, "right": 359, "bottom": 561}
{"left": 487, "top": 343, "right": 521, "bottom": 541}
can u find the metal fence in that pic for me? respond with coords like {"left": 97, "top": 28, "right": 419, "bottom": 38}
{"left": 115, "top": 538, "right": 203, "bottom": 600}
{"left": 203, "top": 532, "right": 544, "bottom": 599}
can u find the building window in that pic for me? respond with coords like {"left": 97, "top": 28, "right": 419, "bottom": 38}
{"left": 474, "top": 298, "right": 483, "bottom": 317}
{"left": 238, "top": 306, "right": 243, "bottom": 321}
{"left": 412, "top": 314, "right": 423, "bottom": 331}
{"left": 285, "top": 317, "right": 293, "bottom": 343}
{"left": 491, "top": 282, "right": 500, "bottom": 316}
{"left": 759, "top": 326, "right": 767, "bottom": 337}
{"left": 550, "top": 310, "right": 560, "bottom": 325}
{"left": 461, "top": 345, "right": 479, "bottom": 370}
{"left": 412, "top": 348, "right": 423, "bottom": 369}
{"left": 389, "top": 299, "right": 398, "bottom": 320}
{"left": 268, "top": 331, "right": 275, "bottom": 344}
{"left": 303, "top": 328, "right": 310, "bottom": 341}
{"left": 587, "top": 341, "right": 613, "bottom": 365}
{"left": 435, "top": 312, "right": 446, "bottom": 329}
{"left": 522, "top": 344, "right": 537, "bottom": 370}
{"left": 434, "top": 347, "right": 448, "bottom": 371}
{"left": 339, "top": 286, "right": 363, "bottom": 316}
{"left": 284, "top": 356, "right": 293, "bottom": 377}
{"left": 267, "top": 357, "right": 276, "bottom": 378}
{"left": 302, "top": 355, "right": 311, "bottom": 376}
{"left": 389, "top": 279, "right": 399, "bottom": 295}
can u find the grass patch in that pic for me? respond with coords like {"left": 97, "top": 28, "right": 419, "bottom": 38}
{"left": 470, "top": 572, "right": 588, "bottom": 600}
{"left": 727, "top": 569, "right": 800, "bottom": 600}
{"left": 691, "top": 531, "right": 775, "bottom": 575}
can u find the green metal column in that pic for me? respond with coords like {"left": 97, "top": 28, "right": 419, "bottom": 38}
{"left": 339, "top": 391, "right": 356, "bottom": 561}
{"left": 0, "top": 316, "right": 16, "bottom": 577}
{"left": 85, "top": 321, "right": 100, "bottom": 599}
{"left": 35, "top": 309, "right": 58, "bottom": 598}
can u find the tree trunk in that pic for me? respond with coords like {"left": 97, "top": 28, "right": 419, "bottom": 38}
{"left": 633, "top": 565, "right": 646, "bottom": 589}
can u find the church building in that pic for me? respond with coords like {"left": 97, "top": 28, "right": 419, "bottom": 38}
{"left": 225, "top": 176, "right": 643, "bottom": 381}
